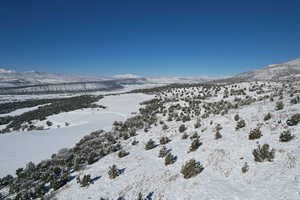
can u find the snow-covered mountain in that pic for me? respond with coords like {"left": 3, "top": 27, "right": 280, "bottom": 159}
{"left": 233, "top": 58, "right": 300, "bottom": 81}
{"left": 113, "top": 74, "right": 141, "bottom": 79}
{"left": 0, "top": 69, "right": 110, "bottom": 88}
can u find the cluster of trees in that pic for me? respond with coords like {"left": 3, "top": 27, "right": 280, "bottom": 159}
{"left": 131, "top": 83, "right": 216, "bottom": 95}
{"left": 0, "top": 98, "right": 61, "bottom": 115}
{"left": 0, "top": 95, "right": 104, "bottom": 134}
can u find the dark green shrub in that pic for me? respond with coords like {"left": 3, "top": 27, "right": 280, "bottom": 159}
{"left": 108, "top": 165, "right": 120, "bottom": 179}
{"left": 158, "top": 146, "right": 169, "bottom": 158}
{"left": 0, "top": 116, "right": 14, "bottom": 125}
{"left": 236, "top": 119, "right": 246, "bottom": 130}
{"left": 189, "top": 132, "right": 199, "bottom": 140}
{"left": 264, "top": 113, "right": 271, "bottom": 121}
{"left": 286, "top": 114, "right": 300, "bottom": 126}
{"left": 50, "top": 172, "right": 70, "bottom": 191}
{"left": 164, "top": 153, "right": 176, "bottom": 165}
{"left": 160, "top": 136, "right": 171, "bottom": 145}
{"left": 162, "top": 124, "right": 169, "bottom": 130}
{"left": 46, "top": 121, "right": 53, "bottom": 126}
{"left": 179, "top": 124, "right": 186, "bottom": 133}
{"left": 121, "top": 132, "right": 129, "bottom": 140}
{"left": 118, "top": 150, "right": 129, "bottom": 158}
{"left": 87, "top": 152, "right": 98, "bottom": 164}
{"left": 189, "top": 138, "right": 202, "bottom": 152}
{"left": 194, "top": 119, "right": 201, "bottom": 128}
{"left": 181, "top": 159, "right": 204, "bottom": 179}
{"left": 215, "top": 124, "right": 222, "bottom": 131}
{"left": 241, "top": 162, "right": 249, "bottom": 173}
{"left": 275, "top": 101, "right": 284, "bottom": 110}
{"left": 181, "top": 133, "right": 189, "bottom": 139}
{"left": 252, "top": 144, "right": 275, "bottom": 162}
{"left": 131, "top": 139, "right": 139, "bottom": 145}
{"left": 290, "top": 96, "right": 300, "bottom": 104}
{"left": 137, "top": 192, "right": 144, "bottom": 200}
{"left": 129, "top": 129, "right": 137, "bottom": 137}
{"left": 145, "top": 139, "right": 157, "bottom": 150}
{"left": 249, "top": 128, "right": 262, "bottom": 140}
{"left": 234, "top": 114, "right": 240, "bottom": 121}
{"left": 0, "top": 174, "right": 13, "bottom": 187}
{"left": 215, "top": 131, "right": 222, "bottom": 139}
{"left": 279, "top": 130, "right": 294, "bottom": 142}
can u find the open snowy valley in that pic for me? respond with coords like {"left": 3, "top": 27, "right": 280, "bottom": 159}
{"left": 0, "top": 93, "right": 153, "bottom": 177}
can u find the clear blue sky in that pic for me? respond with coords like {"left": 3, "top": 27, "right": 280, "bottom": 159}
{"left": 0, "top": 0, "right": 300, "bottom": 77}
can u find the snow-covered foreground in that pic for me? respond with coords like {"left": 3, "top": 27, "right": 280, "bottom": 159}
{"left": 0, "top": 93, "right": 153, "bottom": 177}
{"left": 52, "top": 82, "right": 300, "bottom": 200}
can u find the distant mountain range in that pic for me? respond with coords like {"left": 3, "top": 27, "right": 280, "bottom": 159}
{"left": 0, "top": 70, "right": 111, "bottom": 88}
{"left": 1, "top": 57, "right": 299, "bottom": 94}
{"left": 0, "top": 70, "right": 214, "bottom": 94}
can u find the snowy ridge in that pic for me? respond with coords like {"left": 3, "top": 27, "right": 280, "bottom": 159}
{"left": 0, "top": 70, "right": 217, "bottom": 94}
{"left": 234, "top": 57, "right": 300, "bottom": 81}
{"left": 0, "top": 70, "right": 110, "bottom": 88}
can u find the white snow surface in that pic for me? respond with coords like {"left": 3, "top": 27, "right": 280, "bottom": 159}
{"left": 0, "top": 93, "right": 153, "bottom": 177}
{"left": 52, "top": 82, "right": 300, "bottom": 200}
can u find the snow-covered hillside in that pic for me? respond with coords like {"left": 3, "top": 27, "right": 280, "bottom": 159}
{"left": 1, "top": 80, "right": 299, "bottom": 200}
{"left": 233, "top": 57, "right": 300, "bottom": 81}
{"left": 53, "top": 81, "right": 300, "bottom": 200}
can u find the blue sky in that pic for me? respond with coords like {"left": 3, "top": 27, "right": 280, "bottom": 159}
{"left": 0, "top": 0, "right": 300, "bottom": 77}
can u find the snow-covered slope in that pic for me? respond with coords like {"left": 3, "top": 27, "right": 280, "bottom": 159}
{"left": 234, "top": 58, "right": 300, "bottom": 81}
{"left": 1, "top": 81, "right": 299, "bottom": 200}
{"left": 54, "top": 82, "right": 299, "bottom": 200}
